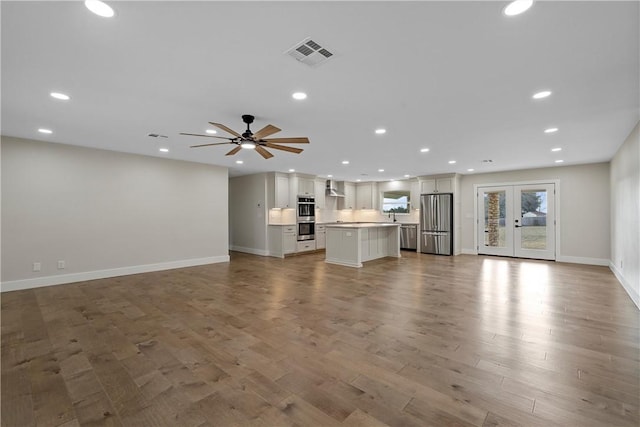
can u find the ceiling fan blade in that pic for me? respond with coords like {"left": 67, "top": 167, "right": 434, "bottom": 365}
{"left": 225, "top": 146, "right": 242, "bottom": 156}
{"left": 208, "top": 122, "right": 242, "bottom": 138}
{"left": 262, "top": 137, "right": 310, "bottom": 144}
{"left": 254, "top": 145, "right": 274, "bottom": 159}
{"left": 190, "top": 142, "right": 233, "bottom": 148}
{"left": 264, "top": 143, "right": 303, "bottom": 154}
{"left": 253, "top": 124, "right": 281, "bottom": 140}
{"left": 180, "top": 133, "right": 234, "bottom": 140}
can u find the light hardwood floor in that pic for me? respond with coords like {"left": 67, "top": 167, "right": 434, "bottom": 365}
{"left": 2, "top": 251, "right": 638, "bottom": 426}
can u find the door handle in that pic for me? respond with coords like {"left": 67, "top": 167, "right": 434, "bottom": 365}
{"left": 515, "top": 225, "right": 522, "bottom": 228}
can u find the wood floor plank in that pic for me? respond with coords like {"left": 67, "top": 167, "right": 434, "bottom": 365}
{"left": 1, "top": 251, "right": 638, "bottom": 426}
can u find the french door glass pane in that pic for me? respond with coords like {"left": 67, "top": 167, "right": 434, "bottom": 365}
{"left": 483, "top": 191, "right": 506, "bottom": 247}
{"left": 520, "top": 190, "right": 547, "bottom": 250}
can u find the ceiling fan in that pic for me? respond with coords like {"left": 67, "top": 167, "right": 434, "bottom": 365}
{"left": 180, "top": 114, "right": 309, "bottom": 159}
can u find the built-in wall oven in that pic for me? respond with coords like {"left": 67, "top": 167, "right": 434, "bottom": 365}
{"left": 297, "top": 196, "right": 315, "bottom": 222}
{"left": 297, "top": 196, "right": 315, "bottom": 241}
{"left": 297, "top": 221, "right": 315, "bottom": 241}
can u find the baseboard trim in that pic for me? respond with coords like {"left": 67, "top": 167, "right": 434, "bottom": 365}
{"left": 1, "top": 255, "right": 230, "bottom": 293}
{"left": 556, "top": 256, "right": 609, "bottom": 266}
{"left": 229, "top": 246, "right": 269, "bottom": 256}
{"left": 609, "top": 262, "right": 640, "bottom": 310}
{"left": 461, "top": 248, "right": 478, "bottom": 255}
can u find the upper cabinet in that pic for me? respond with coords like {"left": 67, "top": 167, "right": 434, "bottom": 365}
{"left": 314, "top": 179, "right": 326, "bottom": 209}
{"left": 338, "top": 182, "right": 356, "bottom": 209}
{"left": 420, "top": 176, "right": 454, "bottom": 194}
{"left": 356, "top": 182, "right": 378, "bottom": 210}
{"left": 298, "top": 178, "right": 315, "bottom": 196}
{"left": 268, "top": 173, "right": 291, "bottom": 208}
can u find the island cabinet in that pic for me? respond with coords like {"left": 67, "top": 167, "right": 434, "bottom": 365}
{"left": 325, "top": 223, "right": 400, "bottom": 268}
{"left": 268, "top": 225, "right": 296, "bottom": 258}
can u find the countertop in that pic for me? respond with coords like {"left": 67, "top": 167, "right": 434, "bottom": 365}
{"left": 324, "top": 222, "right": 401, "bottom": 228}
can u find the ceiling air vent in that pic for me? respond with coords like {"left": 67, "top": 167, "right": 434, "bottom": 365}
{"left": 285, "top": 37, "right": 335, "bottom": 67}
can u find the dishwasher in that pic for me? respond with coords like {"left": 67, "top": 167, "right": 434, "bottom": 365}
{"left": 400, "top": 224, "right": 418, "bottom": 250}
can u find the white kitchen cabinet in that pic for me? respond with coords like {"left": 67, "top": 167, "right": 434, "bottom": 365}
{"left": 298, "top": 178, "right": 315, "bottom": 196}
{"left": 268, "top": 225, "right": 296, "bottom": 258}
{"left": 410, "top": 180, "right": 420, "bottom": 210}
{"left": 316, "top": 224, "right": 326, "bottom": 249}
{"left": 420, "top": 177, "right": 452, "bottom": 194}
{"left": 296, "top": 240, "right": 316, "bottom": 253}
{"left": 314, "top": 179, "right": 326, "bottom": 209}
{"left": 339, "top": 182, "right": 356, "bottom": 209}
{"left": 356, "top": 182, "right": 378, "bottom": 210}
{"left": 275, "top": 175, "right": 291, "bottom": 208}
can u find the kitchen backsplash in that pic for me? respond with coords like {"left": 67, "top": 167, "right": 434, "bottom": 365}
{"left": 269, "top": 206, "right": 419, "bottom": 225}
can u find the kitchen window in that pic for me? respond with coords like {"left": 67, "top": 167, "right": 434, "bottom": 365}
{"left": 382, "top": 190, "right": 410, "bottom": 213}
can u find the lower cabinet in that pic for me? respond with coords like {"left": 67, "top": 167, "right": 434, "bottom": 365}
{"left": 316, "top": 224, "right": 326, "bottom": 249}
{"left": 296, "top": 240, "right": 316, "bottom": 253}
{"left": 268, "top": 225, "right": 297, "bottom": 258}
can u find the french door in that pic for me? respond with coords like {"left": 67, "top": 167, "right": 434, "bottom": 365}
{"left": 477, "top": 183, "right": 556, "bottom": 260}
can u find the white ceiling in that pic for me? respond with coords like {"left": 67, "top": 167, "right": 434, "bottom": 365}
{"left": 2, "top": 1, "right": 638, "bottom": 181}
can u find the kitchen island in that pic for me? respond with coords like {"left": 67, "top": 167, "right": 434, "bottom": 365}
{"left": 325, "top": 223, "right": 401, "bottom": 268}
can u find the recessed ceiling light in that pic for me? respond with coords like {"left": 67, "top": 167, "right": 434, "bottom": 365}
{"left": 375, "top": 128, "right": 386, "bottom": 135}
{"left": 555, "top": 159, "right": 564, "bottom": 163}
{"left": 532, "top": 90, "right": 552, "bottom": 99}
{"left": 420, "top": 148, "right": 430, "bottom": 153}
{"left": 356, "top": 179, "right": 361, "bottom": 182}
{"left": 342, "top": 160, "right": 349, "bottom": 165}
{"left": 159, "top": 148, "right": 169, "bottom": 153}
{"left": 38, "top": 128, "right": 52, "bottom": 134}
{"left": 467, "top": 168, "right": 475, "bottom": 172}
{"left": 84, "top": 0, "right": 115, "bottom": 17}
{"left": 236, "top": 160, "right": 244, "bottom": 164}
{"left": 206, "top": 129, "right": 217, "bottom": 134}
{"left": 503, "top": 0, "right": 534, "bottom": 17}
{"left": 378, "top": 169, "right": 384, "bottom": 172}
{"left": 544, "top": 127, "right": 559, "bottom": 133}
{"left": 327, "top": 174, "right": 333, "bottom": 178}
{"left": 404, "top": 174, "right": 410, "bottom": 178}
{"left": 50, "top": 92, "right": 70, "bottom": 101}
{"left": 292, "top": 92, "right": 307, "bottom": 100}
{"left": 551, "top": 147, "right": 562, "bottom": 152}
{"left": 448, "top": 160, "right": 456, "bottom": 164}
{"left": 389, "top": 179, "right": 396, "bottom": 183}
{"left": 241, "top": 142, "right": 256, "bottom": 149}
{"left": 288, "top": 169, "right": 295, "bottom": 172}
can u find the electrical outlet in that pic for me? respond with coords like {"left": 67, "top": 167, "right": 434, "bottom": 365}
{"left": 57, "top": 260, "right": 65, "bottom": 270}
{"left": 33, "top": 262, "right": 41, "bottom": 272}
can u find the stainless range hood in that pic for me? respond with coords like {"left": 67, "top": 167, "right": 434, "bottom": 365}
{"left": 325, "top": 180, "right": 345, "bottom": 197}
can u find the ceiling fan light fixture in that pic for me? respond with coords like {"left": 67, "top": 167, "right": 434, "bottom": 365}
{"left": 241, "top": 142, "right": 256, "bottom": 149}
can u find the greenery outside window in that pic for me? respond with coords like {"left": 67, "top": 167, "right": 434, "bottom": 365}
{"left": 382, "top": 191, "right": 410, "bottom": 213}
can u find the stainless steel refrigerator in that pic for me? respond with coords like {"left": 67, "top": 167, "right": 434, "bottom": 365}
{"left": 420, "top": 193, "right": 453, "bottom": 255}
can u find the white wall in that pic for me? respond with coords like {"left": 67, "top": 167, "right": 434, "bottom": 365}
{"left": 1, "top": 136, "right": 229, "bottom": 291}
{"left": 610, "top": 122, "right": 640, "bottom": 308}
{"left": 460, "top": 163, "right": 611, "bottom": 264}
{"left": 229, "top": 173, "right": 268, "bottom": 255}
